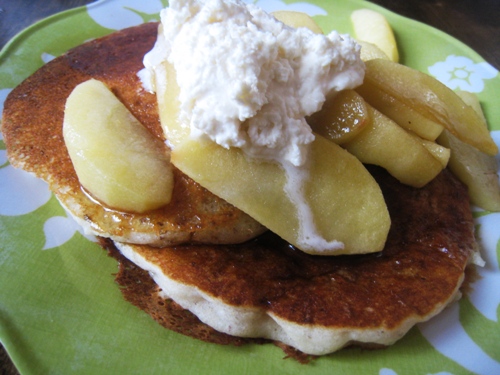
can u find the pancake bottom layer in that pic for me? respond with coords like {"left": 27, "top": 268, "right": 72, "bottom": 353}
{"left": 104, "top": 167, "right": 477, "bottom": 357}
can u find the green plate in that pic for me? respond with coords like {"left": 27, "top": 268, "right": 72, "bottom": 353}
{"left": 1, "top": 1, "right": 499, "bottom": 374}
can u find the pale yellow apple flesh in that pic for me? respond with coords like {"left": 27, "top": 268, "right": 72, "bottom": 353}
{"left": 351, "top": 8, "right": 399, "bottom": 62}
{"left": 157, "top": 62, "right": 390, "bottom": 255}
{"left": 419, "top": 137, "right": 450, "bottom": 168}
{"left": 307, "top": 90, "right": 370, "bottom": 145}
{"left": 437, "top": 91, "right": 500, "bottom": 211}
{"left": 171, "top": 135, "right": 390, "bottom": 255}
{"left": 439, "top": 130, "right": 500, "bottom": 211}
{"left": 309, "top": 90, "right": 448, "bottom": 187}
{"left": 63, "top": 79, "right": 174, "bottom": 213}
{"left": 343, "top": 104, "right": 445, "bottom": 187}
{"left": 271, "top": 12, "right": 499, "bottom": 211}
{"left": 356, "top": 82, "right": 444, "bottom": 141}
{"left": 356, "top": 40, "right": 390, "bottom": 61}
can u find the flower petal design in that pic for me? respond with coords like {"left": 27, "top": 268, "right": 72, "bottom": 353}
{"left": 379, "top": 369, "right": 398, "bottom": 375}
{"left": 43, "top": 211, "right": 96, "bottom": 250}
{"left": 0, "top": 88, "right": 13, "bottom": 125}
{"left": 419, "top": 303, "right": 500, "bottom": 375}
{"left": 428, "top": 55, "right": 498, "bottom": 93}
{"left": 0, "top": 165, "right": 52, "bottom": 216}
{"left": 469, "top": 213, "right": 500, "bottom": 322}
{"left": 41, "top": 53, "right": 56, "bottom": 64}
{"left": 86, "top": 0, "right": 165, "bottom": 30}
{"left": 43, "top": 215, "right": 79, "bottom": 250}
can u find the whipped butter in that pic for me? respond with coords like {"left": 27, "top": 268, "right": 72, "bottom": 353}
{"left": 142, "top": 0, "right": 365, "bottom": 167}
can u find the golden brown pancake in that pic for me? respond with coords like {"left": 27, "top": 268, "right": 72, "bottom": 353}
{"left": 108, "top": 166, "right": 477, "bottom": 357}
{"left": 2, "top": 23, "right": 265, "bottom": 246}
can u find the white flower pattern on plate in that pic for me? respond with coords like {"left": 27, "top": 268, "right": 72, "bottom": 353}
{"left": 86, "top": 0, "right": 165, "bottom": 30}
{"left": 41, "top": 52, "right": 56, "bottom": 64}
{"left": 419, "top": 302, "right": 500, "bottom": 375}
{"left": 0, "top": 163, "right": 52, "bottom": 216}
{"left": 380, "top": 368, "right": 454, "bottom": 375}
{"left": 43, "top": 211, "right": 96, "bottom": 250}
{"left": 0, "top": 88, "right": 13, "bottom": 125}
{"left": 428, "top": 55, "right": 498, "bottom": 93}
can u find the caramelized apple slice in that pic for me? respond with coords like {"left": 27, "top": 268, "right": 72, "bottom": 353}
{"left": 356, "top": 83, "right": 444, "bottom": 141}
{"left": 343, "top": 104, "right": 444, "bottom": 187}
{"left": 63, "top": 79, "right": 173, "bottom": 213}
{"left": 437, "top": 91, "right": 500, "bottom": 211}
{"left": 361, "top": 59, "right": 498, "bottom": 156}
{"left": 439, "top": 130, "right": 500, "bottom": 211}
{"left": 419, "top": 137, "right": 450, "bottom": 168}
{"left": 307, "top": 90, "right": 370, "bottom": 145}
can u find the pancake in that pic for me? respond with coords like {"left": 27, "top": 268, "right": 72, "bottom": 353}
{"left": 2, "top": 23, "right": 265, "bottom": 246}
{"left": 110, "top": 166, "right": 477, "bottom": 356}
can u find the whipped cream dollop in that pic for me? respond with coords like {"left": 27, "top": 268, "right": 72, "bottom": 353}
{"left": 141, "top": 0, "right": 365, "bottom": 167}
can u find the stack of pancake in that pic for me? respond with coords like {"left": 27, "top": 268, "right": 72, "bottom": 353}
{"left": 2, "top": 22, "right": 478, "bottom": 360}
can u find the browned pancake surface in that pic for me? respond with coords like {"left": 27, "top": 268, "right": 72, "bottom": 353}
{"left": 101, "top": 238, "right": 312, "bottom": 362}
{"left": 2, "top": 23, "right": 265, "bottom": 246}
{"left": 109, "top": 167, "right": 476, "bottom": 348}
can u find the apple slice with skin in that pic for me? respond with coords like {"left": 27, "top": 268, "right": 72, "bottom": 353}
{"left": 342, "top": 104, "right": 445, "bottom": 187}
{"left": 356, "top": 40, "right": 390, "bottom": 61}
{"left": 351, "top": 9, "right": 399, "bottom": 62}
{"left": 157, "top": 61, "right": 390, "bottom": 255}
{"left": 419, "top": 137, "right": 450, "bottom": 168}
{"left": 356, "top": 82, "right": 444, "bottom": 141}
{"left": 307, "top": 90, "right": 370, "bottom": 145}
{"left": 437, "top": 91, "right": 500, "bottom": 211}
{"left": 63, "top": 79, "right": 174, "bottom": 213}
{"left": 360, "top": 59, "right": 498, "bottom": 156}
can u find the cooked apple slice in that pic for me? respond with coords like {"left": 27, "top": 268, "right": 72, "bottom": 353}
{"left": 63, "top": 79, "right": 173, "bottom": 213}
{"left": 156, "top": 62, "right": 390, "bottom": 255}
{"left": 439, "top": 130, "right": 500, "bottom": 211}
{"left": 351, "top": 9, "right": 399, "bottom": 62}
{"left": 171, "top": 135, "right": 390, "bottom": 255}
{"left": 419, "top": 138, "right": 450, "bottom": 168}
{"left": 437, "top": 91, "right": 500, "bottom": 211}
{"left": 361, "top": 59, "right": 498, "bottom": 156}
{"left": 343, "top": 104, "right": 444, "bottom": 187}
{"left": 307, "top": 90, "right": 370, "bottom": 145}
{"left": 356, "top": 40, "right": 390, "bottom": 61}
{"left": 272, "top": 10, "right": 323, "bottom": 33}
{"left": 356, "top": 83, "right": 444, "bottom": 141}
{"left": 156, "top": 61, "right": 186, "bottom": 148}
{"left": 456, "top": 90, "right": 488, "bottom": 126}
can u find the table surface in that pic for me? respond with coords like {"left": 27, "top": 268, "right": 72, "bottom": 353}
{"left": 0, "top": 0, "right": 499, "bottom": 374}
